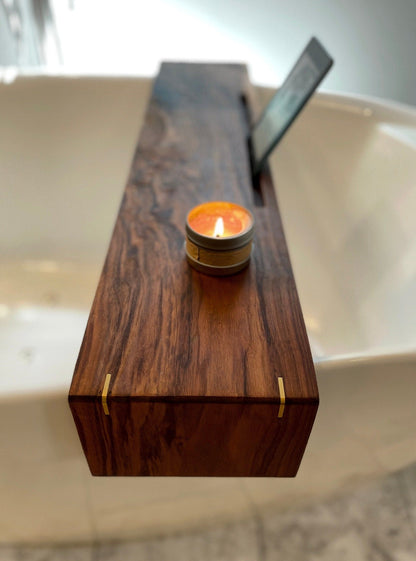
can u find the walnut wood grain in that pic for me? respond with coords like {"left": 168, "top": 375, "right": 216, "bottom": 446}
{"left": 69, "top": 63, "right": 318, "bottom": 476}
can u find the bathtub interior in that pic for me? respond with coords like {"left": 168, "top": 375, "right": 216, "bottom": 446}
{"left": 0, "top": 77, "right": 152, "bottom": 395}
{"left": 270, "top": 92, "right": 416, "bottom": 361}
{"left": 1, "top": 79, "right": 415, "bottom": 396}
{"left": 1, "top": 76, "right": 416, "bottom": 544}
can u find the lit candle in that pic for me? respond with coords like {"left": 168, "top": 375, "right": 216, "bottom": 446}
{"left": 185, "top": 201, "right": 254, "bottom": 276}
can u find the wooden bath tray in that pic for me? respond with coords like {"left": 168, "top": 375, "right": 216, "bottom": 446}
{"left": 69, "top": 63, "right": 318, "bottom": 477}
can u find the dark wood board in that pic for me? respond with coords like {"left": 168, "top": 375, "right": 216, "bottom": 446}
{"left": 69, "top": 63, "right": 318, "bottom": 476}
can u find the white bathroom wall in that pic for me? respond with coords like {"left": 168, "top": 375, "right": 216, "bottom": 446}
{"left": 51, "top": 0, "right": 416, "bottom": 106}
{"left": 169, "top": 0, "right": 416, "bottom": 105}
{"left": 1, "top": 0, "right": 416, "bottom": 106}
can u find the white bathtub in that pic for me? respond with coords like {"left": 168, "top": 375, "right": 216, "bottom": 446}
{"left": 1, "top": 76, "right": 415, "bottom": 544}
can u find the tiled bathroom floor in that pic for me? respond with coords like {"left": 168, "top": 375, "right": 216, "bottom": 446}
{"left": 2, "top": 462, "right": 415, "bottom": 561}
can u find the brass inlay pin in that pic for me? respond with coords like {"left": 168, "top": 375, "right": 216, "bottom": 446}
{"left": 102, "top": 373, "right": 112, "bottom": 416}
{"left": 278, "top": 376, "right": 285, "bottom": 418}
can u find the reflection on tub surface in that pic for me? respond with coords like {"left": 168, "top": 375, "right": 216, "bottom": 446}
{"left": 0, "top": 262, "right": 97, "bottom": 396}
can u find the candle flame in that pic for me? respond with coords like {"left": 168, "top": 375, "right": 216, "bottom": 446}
{"left": 213, "top": 217, "right": 224, "bottom": 238}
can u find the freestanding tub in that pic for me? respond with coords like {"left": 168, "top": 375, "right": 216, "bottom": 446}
{"left": 1, "top": 76, "right": 415, "bottom": 543}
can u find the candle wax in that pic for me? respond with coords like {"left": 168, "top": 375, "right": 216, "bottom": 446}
{"left": 188, "top": 202, "right": 251, "bottom": 238}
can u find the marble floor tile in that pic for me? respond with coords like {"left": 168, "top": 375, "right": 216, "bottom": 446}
{"left": 0, "top": 546, "right": 93, "bottom": 561}
{"left": 94, "top": 518, "right": 259, "bottom": 561}
{"left": 260, "top": 463, "right": 416, "bottom": 561}
{"left": 0, "top": 548, "right": 19, "bottom": 561}
{"left": 398, "top": 459, "right": 416, "bottom": 535}
{"left": 2, "top": 462, "right": 416, "bottom": 561}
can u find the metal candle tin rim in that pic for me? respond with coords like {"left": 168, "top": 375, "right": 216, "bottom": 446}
{"left": 185, "top": 202, "right": 255, "bottom": 250}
